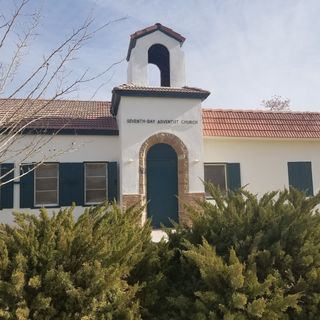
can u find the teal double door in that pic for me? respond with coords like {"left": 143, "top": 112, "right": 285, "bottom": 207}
{"left": 147, "top": 143, "right": 179, "bottom": 228}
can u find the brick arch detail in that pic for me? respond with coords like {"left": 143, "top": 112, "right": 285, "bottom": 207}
{"left": 139, "top": 132, "right": 189, "bottom": 224}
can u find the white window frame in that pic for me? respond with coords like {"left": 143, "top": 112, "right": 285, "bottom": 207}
{"left": 84, "top": 162, "right": 108, "bottom": 205}
{"left": 34, "top": 163, "right": 59, "bottom": 207}
{"left": 204, "top": 163, "right": 228, "bottom": 198}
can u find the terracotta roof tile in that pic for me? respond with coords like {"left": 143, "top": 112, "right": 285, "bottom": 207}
{"left": 113, "top": 84, "right": 209, "bottom": 94}
{"left": 111, "top": 84, "right": 210, "bottom": 115}
{"left": 130, "top": 23, "right": 185, "bottom": 43}
{"left": 202, "top": 108, "right": 320, "bottom": 139}
{"left": 127, "top": 23, "right": 185, "bottom": 61}
{"left": 1, "top": 98, "right": 320, "bottom": 139}
{"left": 0, "top": 99, "right": 118, "bottom": 134}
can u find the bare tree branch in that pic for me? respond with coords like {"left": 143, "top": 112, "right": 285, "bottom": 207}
{"left": 0, "top": 0, "right": 29, "bottom": 49}
{"left": 0, "top": 0, "right": 126, "bottom": 186}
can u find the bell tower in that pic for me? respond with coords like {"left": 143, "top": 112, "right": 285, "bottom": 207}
{"left": 127, "top": 23, "right": 186, "bottom": 87}
{"left": 112, "top": 23, "right": 210, "bottom": 228}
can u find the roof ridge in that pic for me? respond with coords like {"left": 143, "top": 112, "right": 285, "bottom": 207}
{"left": 202, "top": 108, "right": 320, "bottom": 115}
{"left": 114, "top": 84, "right": 210, "bottom": 91}
{"left": 130, "top": 23, "right": 185, "bottom": 42}
{"left": 0, "top": 98, "right": 111, "bottom": 104}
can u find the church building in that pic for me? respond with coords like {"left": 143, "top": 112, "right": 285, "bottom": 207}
{"left": 0, "top": 23, "right": 320, "bottom": 228}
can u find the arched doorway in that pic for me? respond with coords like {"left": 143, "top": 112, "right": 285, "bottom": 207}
{"left": 147, "top": 143, "right": 178, "bottom": 228}
{"left": 137, "top": 132, "right": 189, "bottom": 225}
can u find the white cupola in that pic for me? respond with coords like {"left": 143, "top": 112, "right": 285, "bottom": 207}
{"left": 126, "top": 23, "right": 186, "bottom": 87}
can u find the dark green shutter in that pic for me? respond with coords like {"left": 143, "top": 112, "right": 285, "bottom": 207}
{"left": 20, "top": 164, "right": 34, "bottom": 208}
{"left": 0, "top": 163, "right": 14, "bottom": 209}
{"left": 108, "top": 162, "right": 118, "bottom": 202}
{"left": 288, "top": 162, "right": 313, "bottom": 196}
{"left": 59, "top": 163, "right": 84, "bottom": 206}
{"left": 227, "top": 163, "right": 241, "bottom": 192}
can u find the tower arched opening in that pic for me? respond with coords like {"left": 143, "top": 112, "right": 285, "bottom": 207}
{"left": 148, "top": 44, "right": 170, "bottom": 87}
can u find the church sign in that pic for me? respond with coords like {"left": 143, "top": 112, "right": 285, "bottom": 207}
{"left": 126, "top": 118, "right": 198, "bottom": 125}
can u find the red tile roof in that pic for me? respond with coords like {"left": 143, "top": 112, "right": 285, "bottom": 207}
{"left": 130, "top": 23, "right": 185, "bottom": 43}
{"left": 0, "top": 99, "right": 118, "bottom": 134}
{"left": 113, "top": 84, "right": 209, "bottom": 94}
{"left": 127, "top": 23, "right": 186, "bottom": 61}
{"left": 202, "top": 108, "right": 320, "bottom": 139}
{"left": 1, "top": 99, "right": 320, "bottom": 139}
{"left": 111, "top": 84, "right": 210, "bottom": 115}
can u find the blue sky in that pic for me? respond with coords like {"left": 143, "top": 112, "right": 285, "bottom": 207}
{"left": 3, "top": 0, "right": 320, "bottom": 111}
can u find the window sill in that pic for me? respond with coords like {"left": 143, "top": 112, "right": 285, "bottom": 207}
{"left": 84, "top": 201, "right": 105, "bottom": 206}
{"left": 34, "top": 204, "right": 60, "bottom": 208}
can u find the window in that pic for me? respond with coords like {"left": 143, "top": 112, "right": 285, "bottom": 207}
{"left": 85, "top": 163, "right": 107, "bottom": 204}
{"left": 29, "top": 162, "right": 112, "bottom": 208}
{"left": 0, "top": 163, "right": 14, "bottom": 209}
{"left": 35, "top": 164, "right": 58, "bottom": 206}
{"left": 204, "top": 164, "right": 227, "bottom": 196}
{"left": 288, "top": 162, "right": 313, "bottom": 196}
{"left": 204, "top": 163, "right": 241, "bottom": 197}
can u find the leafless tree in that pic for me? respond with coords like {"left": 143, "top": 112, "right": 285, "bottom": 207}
{"left": 0, "top": 0, "right": 125, "bottom": 186}
{"left": 262, "top": 95, "right": 290, "bottom": 111}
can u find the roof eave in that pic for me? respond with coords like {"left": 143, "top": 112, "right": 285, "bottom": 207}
{"left": 0, "top": 127, "right": 119, "bottom": 136}
{"left": 111, "top": 88, "right": 210, "bottom": 116}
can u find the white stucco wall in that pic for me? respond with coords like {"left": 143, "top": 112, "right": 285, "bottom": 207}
{"left": 0, "top": 134, "right": 120, "bottom": 224}
{"left": 2, "top": 124, "right": 320, "bottom": 228}
{"left": 204, "top": 137, "right": 320, "bottom": 195}
{"left": 117, "top": 96, "right": 204, "bottom": 198}
{"left": 127, "top": 30, "right": 186, "bottom": 87}
{"left": 6, "top": 134, "right": 119, "bottom": 163}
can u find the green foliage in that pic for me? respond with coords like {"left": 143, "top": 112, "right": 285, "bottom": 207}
{"left": 1, "top": 187, "right": 320, "bottom": 319}
{"left": 136, "top": 186, "right": 320, "bottom": 319}
{"left": 0, "top": 203, "right": 151, "bottom": 319}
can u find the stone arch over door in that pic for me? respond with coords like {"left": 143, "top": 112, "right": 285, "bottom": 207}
{"left": 139, "top": 132, "right": 189, "bottom": 224}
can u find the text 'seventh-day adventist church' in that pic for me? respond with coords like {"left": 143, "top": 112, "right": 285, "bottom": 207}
{"left": 0, "top": 24, "right": 320, "bottom": 230}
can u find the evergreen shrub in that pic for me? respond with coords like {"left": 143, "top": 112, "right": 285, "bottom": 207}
{"left": 0, "top": 203, "right": 151, "bottom": 320}
{"left": 1, "top": 186, "right": 320, "bottom": 319}
{"left": 136, "top": 186, "right": 320, "bottom": 319}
